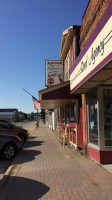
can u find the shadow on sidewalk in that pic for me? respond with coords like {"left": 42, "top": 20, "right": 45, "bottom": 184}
{"left": 17, "top": 149, "right": 41, "bottom": 164}
{"left": 0, "top": 175, "right": 50, "bottom": 200}
{"left": 25, "top": 140, "right": 44, "bottom": 148}
{"left": 29, "top": 136, "right": 37, "bottom": 140}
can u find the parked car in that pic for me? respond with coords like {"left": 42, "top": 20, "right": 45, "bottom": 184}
{"left": 0, "top": 134, "right": 23, "bottom": 160}
{"left": 0, "top": 120, "right": 29, "bottom": 144}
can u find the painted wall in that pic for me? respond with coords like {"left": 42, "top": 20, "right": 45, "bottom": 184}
{"left": 88, "top": 146, "right": 112, "bottom": 164}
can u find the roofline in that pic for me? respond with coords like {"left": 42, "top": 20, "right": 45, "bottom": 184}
{"left": 59, "top": 25, "right": 80, "bottom": 61}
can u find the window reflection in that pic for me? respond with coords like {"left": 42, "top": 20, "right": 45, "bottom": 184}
{"left": 104, "top": 90, "right": 112, "bottom": 147}
{"left": 65, "top": 105, "right": 70, "bottom": 126}
{"left": 88, "top": 91, "right": 98, "bottom": 145}
{"left": 71, "top": 103, "right": 76, "bottom": 123}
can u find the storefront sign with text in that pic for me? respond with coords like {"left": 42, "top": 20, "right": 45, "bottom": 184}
{"left": 46, "top": 60, "right": 63, "bottom": 87}
{"left": 70, "top": 15, "right": 112, "bottom": 92}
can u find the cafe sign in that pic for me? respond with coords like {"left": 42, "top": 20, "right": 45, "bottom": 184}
{"left": 70, "top": 3, "right": 112, "bottom": 93}
{"left": 45, "top": 60, "right": 63, "bottom": 87}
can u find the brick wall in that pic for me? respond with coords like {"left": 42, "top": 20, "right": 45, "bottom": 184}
{"left": 80, "top": 0, "right": 111, "bottom": 50}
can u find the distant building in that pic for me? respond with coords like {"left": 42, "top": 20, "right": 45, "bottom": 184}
{"left": 0, "top": 109, "right": 19, "bottom": 122}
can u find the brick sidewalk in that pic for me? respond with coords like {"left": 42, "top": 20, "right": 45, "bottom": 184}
{"left": 0, "top": 121, "right": 112, "bottom": 200}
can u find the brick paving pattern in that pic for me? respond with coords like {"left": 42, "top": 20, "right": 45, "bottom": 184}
{"left": 0, "top": 121, "right": 112, "bottom": 200}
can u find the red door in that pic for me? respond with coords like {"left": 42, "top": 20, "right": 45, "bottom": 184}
{"left": 78, "top": 107, "right": 83, "bottom": 149}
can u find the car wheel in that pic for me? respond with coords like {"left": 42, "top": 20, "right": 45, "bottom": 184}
{"left": 18, "top": 133, "right": 27, "bottom": 144}
{"left": 1, "top": 143, "right": 17, "bottom": 160}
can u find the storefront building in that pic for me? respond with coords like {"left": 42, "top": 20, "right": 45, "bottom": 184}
{"left": 39, "top": 26, "right": 81, "bottom": 148}
{"left": 59, "top": 25, "right": 83, "bottom": 149}
{"left": 70, "top": 0, "right": 112, "bottom": 163}
{"left": 39, "top": 81, "right": 79, "bottom": 134}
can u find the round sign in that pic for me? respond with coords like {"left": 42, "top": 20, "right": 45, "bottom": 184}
{"left": 47, "top": 78, "right": 54, "bottom": 85}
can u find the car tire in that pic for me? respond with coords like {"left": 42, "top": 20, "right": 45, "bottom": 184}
{"left": 1, "top": 143, "right": 17, "bottom": 160}
{"left": 18, "top": 133, "right": 27, "bottom": 144}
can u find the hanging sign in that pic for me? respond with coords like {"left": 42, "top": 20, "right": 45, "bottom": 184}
{"left": 45, "top": 60, "right": 63, "bottom": 87}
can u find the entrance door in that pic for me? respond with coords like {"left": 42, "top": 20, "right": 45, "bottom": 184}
{"left": 78, "top": 107, "right": 83, "bottom": 149}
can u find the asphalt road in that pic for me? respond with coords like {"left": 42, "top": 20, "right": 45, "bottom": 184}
{"left": 0, "top": 121, "right": 36, "bottom": 180}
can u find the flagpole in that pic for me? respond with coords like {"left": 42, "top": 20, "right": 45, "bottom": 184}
{"left": 22, "top": 88, "right": 40, "bottom": 102}
{"left": 22, "top": 88, "right": 34, "bottom": 97}
{"left": 37, "top": 109, "right": 39, "bottom": 127}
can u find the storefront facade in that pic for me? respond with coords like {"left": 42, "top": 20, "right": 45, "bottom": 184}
{"left": 59, "top": 26, "right": 82, "bottom": 149}
{"left": 70, "top": 0, "right": 112, "bottom": 163}
{"left": 39, "top": 81, "right": 79, "bottom": 133}
{"left": 39, "top": 26, "right": 82, "bottom": 149}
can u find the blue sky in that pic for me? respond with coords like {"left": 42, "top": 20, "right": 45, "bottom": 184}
{"left": 0, "top": 0, "right": 89, "bottom": 113}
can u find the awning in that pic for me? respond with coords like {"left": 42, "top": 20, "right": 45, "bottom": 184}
{"left": 39, "top": 81, "right": 79, "bottom": 109}
{"left": 71, "top": 60, "right": 112, "bottom": 94}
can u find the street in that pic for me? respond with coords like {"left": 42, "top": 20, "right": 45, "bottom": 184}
{"left": 0, "top": 121, "right": 112, "bottom": 200}
{"left": 14, "top": 120, "right": 36, "bottom": 134}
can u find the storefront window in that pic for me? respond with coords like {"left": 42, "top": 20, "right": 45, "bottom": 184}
{"left": 65, "top": 105, "right": 70, "bottom": 126}
{"left": 103, "top": 90, "right": 112, "bottom": 147}
{"left": 65, "top": 57, "right": 70, "bottom": 81}
{"left": 70, "top": 103, "right": 76, "bottom": 123}
{"left": 88, "top": 90, "right": 98, "bottom": 145}
{"left": 49, "top": 111, "right": 52, "bottom": 129}
{"left": 62, "top": 108, "right": 65, "bottom": 122}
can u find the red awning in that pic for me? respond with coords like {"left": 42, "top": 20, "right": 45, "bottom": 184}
{"left": 39, "top": 81, "right": 80, "bottom": 109}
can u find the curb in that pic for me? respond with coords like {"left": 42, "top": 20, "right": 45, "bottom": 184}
{"left": 0, "top": 155, "right": 19, "bottom": 191}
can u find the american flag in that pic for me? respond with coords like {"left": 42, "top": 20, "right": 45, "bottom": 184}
{"left": 32, "top": 96, "right": 40, "bottom": 110}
